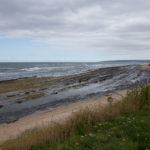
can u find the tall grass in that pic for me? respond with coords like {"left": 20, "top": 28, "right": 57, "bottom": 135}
{"left": 1, "top": 85, "right": 150, "bottom": 150}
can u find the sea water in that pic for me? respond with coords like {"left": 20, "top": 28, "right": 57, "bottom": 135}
{"left": 0, "top": 60, "right": 149, "bottom": 81}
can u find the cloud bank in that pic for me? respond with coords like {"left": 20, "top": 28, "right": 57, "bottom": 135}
{"left": 0, "top": 0, "right": 150, "bottom": 59}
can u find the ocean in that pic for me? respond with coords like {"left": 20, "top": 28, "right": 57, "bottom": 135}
{"left": 0, "top": 60, "right": 149, "bottom": 81}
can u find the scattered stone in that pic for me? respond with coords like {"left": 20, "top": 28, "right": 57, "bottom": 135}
{"left": 78, "top": 80, "right": 82, "bottom": 83}
{"left": 64, "top": 82, "right": 70, "bottom": 85}
{"left": 25, "top": 91, "right": 30, "bottom": 95}
{"left": 7, "top": 94, "right": 16, "bottom": 98}
{"left": 0, "top": 105, "right": 3, "bottom": 108}
{"left": 31, "top": 90, "right": 36, "bottom": 93}
{"left": 16, "top": 100, "right": 23, "bottom": 104}
{"left": 40, "top": 88, "right": 48, "bottom": 91}
{"left": 52, "top": 91, "right": 58, "bottom": 94}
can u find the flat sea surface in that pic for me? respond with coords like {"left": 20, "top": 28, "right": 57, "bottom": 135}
{"left": 0, "top": 60, "right": 149, "bottom": 81}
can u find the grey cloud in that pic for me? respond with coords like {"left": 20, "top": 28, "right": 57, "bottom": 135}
{"left": 0, "top": 0, "right": 150, "bottom": 55}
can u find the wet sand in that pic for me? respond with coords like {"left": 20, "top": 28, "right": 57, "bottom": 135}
{"left": 0, "top": 90, "right": 126, "bottom": 144}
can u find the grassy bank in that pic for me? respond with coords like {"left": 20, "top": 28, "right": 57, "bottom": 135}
{"left": 1, "top": 86, "right": 150, "bottom": 150}
{"left": 30, "top": 102, "right": 150, "bottom": 150}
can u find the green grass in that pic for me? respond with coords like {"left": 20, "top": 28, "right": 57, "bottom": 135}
{"left": 30, "top": 104, "right": 150, "bottom": 150}
{"left": 1, "top": 85, "right": 150, "bottom": 150}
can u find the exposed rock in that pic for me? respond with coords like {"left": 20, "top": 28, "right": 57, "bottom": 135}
{"left": 25, "top": 91, "right": 30, "bottom": 95}
{"left": 7, "top": 94, "right": 16, "bottom": 98}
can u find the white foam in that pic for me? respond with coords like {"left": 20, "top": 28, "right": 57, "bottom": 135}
{"left": 21, "top": 67, "right": 42, "bottom": 72}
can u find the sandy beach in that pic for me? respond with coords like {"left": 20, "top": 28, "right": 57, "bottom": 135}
{"left": 0, "top": 1, "right": 150, "bottom": 148}
{"left": 0, "top": 90, "right": 126, "bottom": 144}
{"left": 0, "top": 65, "right": 150, "bottom": 144}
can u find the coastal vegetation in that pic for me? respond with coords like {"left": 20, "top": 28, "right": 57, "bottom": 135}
{"left": 0, "top": 85, "right": 150, "bottom": 150}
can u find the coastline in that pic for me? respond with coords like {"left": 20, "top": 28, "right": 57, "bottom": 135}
{"left": 1, "top": 65, "right": 150, "bottom": 124}
{"left": 0, "top": 66, "right": 128, "bottom": 123}
{"left": 0, "top": 90, "right": 127, "bottom": 144}
{"left": 0, "top": 65, "right": 150, "bottom": 144}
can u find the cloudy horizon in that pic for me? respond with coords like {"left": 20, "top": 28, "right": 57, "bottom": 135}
{"left": 0, "top": 0, "right": 150, "bottom": 62}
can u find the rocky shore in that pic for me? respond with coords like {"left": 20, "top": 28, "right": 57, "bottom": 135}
{"left": 0, "top": 65, "right": 150, "bottom": 123}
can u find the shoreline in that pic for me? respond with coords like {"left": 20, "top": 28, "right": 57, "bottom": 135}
{"left": 0, "top": 65, "right": 129, "bottom": 124}
{"left": 0, "top": 90, "right": 127, "bottom": 144}
{"left": 1, "top": 64, "right": 147, "bottom": 84}
{"left": 0, "top": 65, "right": 150, "bottom": 123}
{"left": 0, "top": 65, "right": 150, "bottom": 144}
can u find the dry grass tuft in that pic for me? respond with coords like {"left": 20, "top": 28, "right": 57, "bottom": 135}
{"left": 1, "top": 85, "right": 150, "bottom": 150}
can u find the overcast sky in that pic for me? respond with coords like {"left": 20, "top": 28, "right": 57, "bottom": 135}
{"left": 0, "top": 0, "right": 150, "bottom": 62}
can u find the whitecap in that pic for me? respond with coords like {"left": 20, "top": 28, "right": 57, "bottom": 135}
{"left": 21, "top": 67, "right": 42, "bottom": 72}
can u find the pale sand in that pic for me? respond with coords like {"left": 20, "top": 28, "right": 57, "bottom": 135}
{"left": 141, "top": 65, "right": 150, "bottom": 70}
{"left": 0, "top": 90, "right": 127, "bottom": 144}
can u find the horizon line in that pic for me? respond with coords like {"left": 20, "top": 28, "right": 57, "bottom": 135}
{"left": 0, "top": 59, "right": 150, "bottom": 63}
